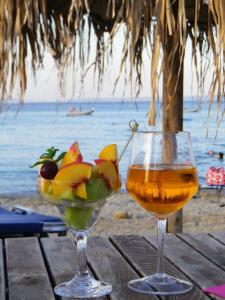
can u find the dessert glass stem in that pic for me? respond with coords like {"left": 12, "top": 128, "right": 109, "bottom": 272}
{"left": 156, "top": 219, "right": 167, "bottom": 275}
{"left": 75, "top": 230, "right": 89, "bottom": 276}
{"left": 54, "top": 229, "right": 112, "bottom": 298}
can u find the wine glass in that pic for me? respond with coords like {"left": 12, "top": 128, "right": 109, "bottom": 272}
{"left": 126, "top": 131, "right": 199, "bottom": 295}
{"left": 37, "top": 176, "right": 114, "bottom": 299}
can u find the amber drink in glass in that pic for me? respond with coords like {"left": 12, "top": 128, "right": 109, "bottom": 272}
{"left": 126, "top": 131, "right": 198, "bottom": 295}
{"left": 127, "top": 165, "right": 198, "bottom": 217}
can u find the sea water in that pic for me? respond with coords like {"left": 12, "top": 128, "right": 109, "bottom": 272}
{"left": 0, "top": 100, "right": 224, "bottom": 197}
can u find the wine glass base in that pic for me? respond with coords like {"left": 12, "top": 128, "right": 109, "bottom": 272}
{"left": 128, "top": 273, "right": 193, "bottom": 296}
{"left": 54, "top": 273, "right": 112, "bottom": 298}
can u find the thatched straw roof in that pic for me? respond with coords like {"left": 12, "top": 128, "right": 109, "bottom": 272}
{"left": 0, "top": 0, "right": 224, "bottom": 123}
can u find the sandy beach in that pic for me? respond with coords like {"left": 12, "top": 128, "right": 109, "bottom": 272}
{"left": 1, "top": 189, "right": 225, "bottom": 236}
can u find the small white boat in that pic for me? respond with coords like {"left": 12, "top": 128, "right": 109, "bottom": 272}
{"left": 66, "top": 108, "right": 95, "bottom": 117}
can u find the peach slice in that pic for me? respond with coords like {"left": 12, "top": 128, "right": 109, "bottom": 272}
{"left": 94, "top": 159, "right": 120, "bottom": 191}
{"left": 40, "top": 177, "right": 51, "bottom": 194}
{"left": 99, "top": 144, "right": 118, "bottom": 163}
{"left": 69, "top": 141, "right": 80, "bottom": 153}
{"left": 51, "top": 162, "right": 92, "bottom": 198}
{"left": 75, "top": 182, "right": 87, "bottom": 200}
{"left": 61, "top": 152, "right": 83, "bottom": 167}
{"left": 61, "top": 141, "right": 83, "bottom": 167}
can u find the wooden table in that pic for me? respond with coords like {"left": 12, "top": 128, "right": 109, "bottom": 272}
{"left": 1, "top": 233, "right": 225, "bottom": 300}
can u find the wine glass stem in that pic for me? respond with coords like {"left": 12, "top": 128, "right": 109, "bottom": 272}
{"left": 156, "top": 218, "right": 167, "bottom": 275}
{"left": 75, "top": 230, "right": 89, "bottom": 276}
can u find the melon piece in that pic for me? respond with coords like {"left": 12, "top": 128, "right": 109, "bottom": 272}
{"left": 86, "top": 177, "right": 110, "bottom": 201}
{"left": 64, "top": 206, "right": 94, "bottom": 230}
{"left": 60, "top": 189, "right": 76, "bottom": 201}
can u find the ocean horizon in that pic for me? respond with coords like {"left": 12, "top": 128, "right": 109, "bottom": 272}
{"left": 0, "top": 100, "right": 224, "bottom": 198}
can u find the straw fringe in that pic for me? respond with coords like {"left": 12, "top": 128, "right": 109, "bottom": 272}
{"left": 0, "top": 0, "right": 224, "bottom": 124}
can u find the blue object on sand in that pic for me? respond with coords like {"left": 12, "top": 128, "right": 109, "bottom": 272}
{"left": 0, "top": 206, "right": 67, "bottom": 236}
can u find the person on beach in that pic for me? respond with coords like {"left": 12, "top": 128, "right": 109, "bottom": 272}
{"left": 217, "top": 152, "right": 224, "bottom": 160}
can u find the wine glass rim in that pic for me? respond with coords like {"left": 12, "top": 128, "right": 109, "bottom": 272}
{"left": 58, "top": 197, "right": 107, "bottom": 207}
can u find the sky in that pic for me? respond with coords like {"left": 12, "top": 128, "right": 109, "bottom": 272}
{"left": 21, "top": 31, "right": 213, "bottom": 102}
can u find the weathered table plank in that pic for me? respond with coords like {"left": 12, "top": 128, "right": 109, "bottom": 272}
{"left": 112, "top": 235, "right": 209, "bottom": 300}
{"left": 6, "top": 237, "right": 55, "bottom": 300}
{"left": 210, "top": 232, "right": 225, "bottom": 245}
{"left": 0, "top": 240, "right": 6, "bottom": 300}
{"left": 4, "top": 234, "right": 225, "bottom": 300}
{"left": 177, "top": 233, "right": 225, "bottom": 272}
{"left": 42, "top": 236, "right": 152, "bottom": 300}
{"left": 87, "top": 236, "right": 155, "bottom": 300}
{"left": 41, "top": 236, "right": 106, "bottom": 300}
{"left": 146, "top": 234, "right": 225, "bottom": 299}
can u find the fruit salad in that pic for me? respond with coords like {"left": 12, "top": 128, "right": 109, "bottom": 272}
{"left": 34, "top": 142, "right": 121, "bottom": 230}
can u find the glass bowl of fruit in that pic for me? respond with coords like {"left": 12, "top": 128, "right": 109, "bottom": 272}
{"left": 34, "top": 142, "right": 121, "bottom": 298}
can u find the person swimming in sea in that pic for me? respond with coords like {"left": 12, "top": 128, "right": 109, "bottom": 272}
{"left": 217, "top": 152, "right": 224, "bottom": 160}
{"left": 208, "top": 150, "right": 224, "bottom": 160}
{"left": 208, "top": 150, "right": 214, "bottom": 156}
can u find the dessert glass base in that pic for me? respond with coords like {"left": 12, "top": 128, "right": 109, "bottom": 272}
{"left": 54, "top": 273, "right": 112, "bottom": 298}
{"left": 128, "top": 273, "right": 193, "bottom": 296}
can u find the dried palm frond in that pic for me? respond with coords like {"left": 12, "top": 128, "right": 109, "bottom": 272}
{"left": 0, "top": 0, "right": 224, "bottom": 126}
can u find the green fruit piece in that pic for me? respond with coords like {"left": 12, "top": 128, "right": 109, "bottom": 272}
{"left": 60, "top": 189, "right": 76, "bottom": 201}
{"left": 64, "top": 206, "right": 94, "bottom": 230}
{"left": 47, "top": 185, "right": 53, "bottom": 195}
{"left": 90, "top": 167, "right": 100, "bottom": 179}
{"left": 43, "top": 185, "right": 61, "bottom": 204}
{"left": 86, "top": 177, "right": 110, "bottom": 202}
